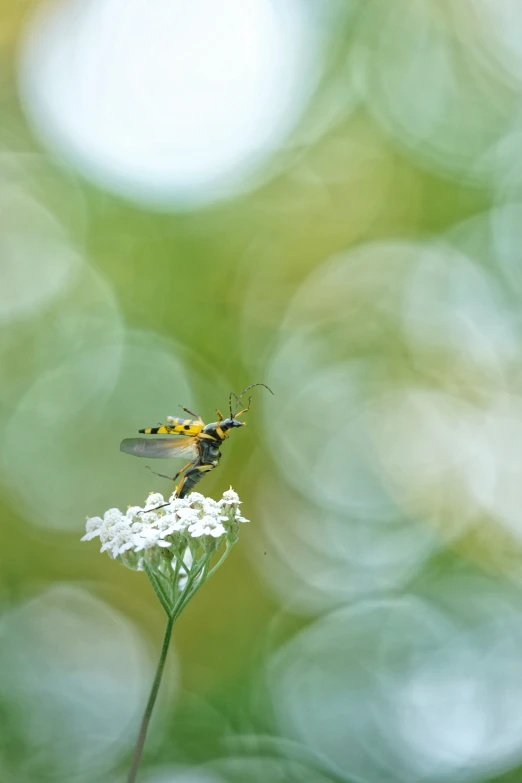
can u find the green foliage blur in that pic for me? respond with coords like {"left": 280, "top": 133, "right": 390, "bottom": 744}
{"left": 3, "top": 1, "right": 522, "bottom": 782}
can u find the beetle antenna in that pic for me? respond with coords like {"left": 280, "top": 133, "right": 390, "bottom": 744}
{"left": 229, "top": 392, "right": 241, "bottom": 417}
{"left": 228, "top": 391, "right": 234, "bottom": 418}
{"left": 232, "top": 383, "right": 274, "bottom": 416}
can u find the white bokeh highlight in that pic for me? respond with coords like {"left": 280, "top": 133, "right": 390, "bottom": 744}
{"left": 19, "top": 0, "right": 320, "bottom": 208}
{"left": 251, "top": 474, "right": 438, "bottom": 615}
{"left": 352, "top": 0, "right": 522, "bottom": 183}
{"left": 2, "top": 329, "right": 192, "bottom": 531}
{"left": 268, "top": 583, "right": 522, "bottom": 783}
{"left": 0, "top": 153, "right": 83, "bottom": 325}
{"left": 257, "top": 232, "right": 522, "bottom": 609}
{"left": 0, "top": 584, "right": 155, "bottom": 782}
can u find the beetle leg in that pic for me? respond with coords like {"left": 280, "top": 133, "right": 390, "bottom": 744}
{"left": 178, "top": 404, "right": 203, "bottom": 422}
{"left": 233, "top": 396, "right": 254, "bottom": 420}
{"left": 145, "top": 460, "right": 194, "bottom": 482}
{"left": 140, "top": 460, "right": 197, "bottom": 512}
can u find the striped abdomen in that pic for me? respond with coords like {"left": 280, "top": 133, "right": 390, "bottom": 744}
{"left": 139, "top": 417, "right": 204, "bottom": 436}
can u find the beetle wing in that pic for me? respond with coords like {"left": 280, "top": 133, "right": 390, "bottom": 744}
{"left": 120, "top": 436, "right": 199, "bottom": 460}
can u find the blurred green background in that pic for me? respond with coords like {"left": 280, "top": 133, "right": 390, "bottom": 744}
{"left": 3, "top": 1, "right": 522, "bottom": 781}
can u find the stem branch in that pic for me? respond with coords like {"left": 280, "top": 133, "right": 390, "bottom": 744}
{"left": 173, "top": 556, "right": 211, "bottom": 620}
{"left": 143, "top": 560, "right": 172, "bottom": 616}
{"left": 128, "top": 541, "right": 236, "bottom": 780}
{"left": 207, "top": 540, "right": 233, "bottom": 579}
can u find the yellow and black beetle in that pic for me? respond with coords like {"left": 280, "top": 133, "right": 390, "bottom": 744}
{"left": 120, "top": 383, "right": 273, "bottom": 498}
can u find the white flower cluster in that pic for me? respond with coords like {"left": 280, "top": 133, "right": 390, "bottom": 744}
{"left": 81, "top": 488, "right": 248, "bottom": 571}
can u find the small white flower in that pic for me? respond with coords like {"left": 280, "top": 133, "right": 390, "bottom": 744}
{"left": 156, "top": 513, "right": 178, "bottom": 536}
{"left": 134, "top": 526, "right": 171, "bottom": 552}
{"left": 103, "top": 507, "right": 123, "bottom": 523}
{"left": 188, "top": 514, "right": 226, "bottom": 539}
{"left": 187, "top": 520, "right": 206, "bottom": 538}
{"left": 140, "top": 510, "right": 160, "bottom": 524}
{"left": 176, "top": 507, "right": 199, "bottom": 523}
{"left": 145, "top": 492, "right": 164, "bottom": 508}
{"left": 81, "top": 516, "right": 103, "bottom": 541}
{"left": 93, "top": 510, "right": 136, "bottom": 556}
{"left": 185, "top": 492, "right": 205, "bottom": 505}
{"left": 82, "top": 487, "right": 245, "bottom": 569}
{"left": 221, "top": 488, "right": 240, "bottom": 505}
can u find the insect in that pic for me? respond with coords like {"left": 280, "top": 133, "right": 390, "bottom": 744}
{"left": 120, "top": 383, "right": 273, "bottom": 500}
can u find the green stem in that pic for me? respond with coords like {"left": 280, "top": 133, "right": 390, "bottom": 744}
{"left": 175, "top": 541, "right": 234, "bottom": 619}
{"left": 128, "top": 541, "right": 235, "bottom": 781}
{"left": 156, "top": 567, "right": 175, "bottom": 603}
{"left": 207, "top": 540, "right": 233, "bottom": 579}
{"left": 127, "top": 614, "right": 174, "bottom": 783}
{"left": 143, "top": 560, "right": 172, "bottom": 616}
{"left": 171, "top": 555, "right": 182, "bottom": 600}
{"left": 172, "top": 556, "right": 211, "bottom": 621}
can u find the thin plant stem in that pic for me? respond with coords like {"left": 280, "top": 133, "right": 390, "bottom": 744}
{"left": 143, "top": 560, "right": 171, "bottom": 616}
{"left": 173, "top": 556, "right": 212, "bottom": 621}
{"left": 127, "top": 542, "right": 235, "bottom": 781}
{"left": 207, "top": 540, "right": 233, "bottom": 579}
{"left": 127, "top": 614, "right": 174, "bottom": 783}
{"left": 171, "top": 555, "right": 182, "bottom": 598}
